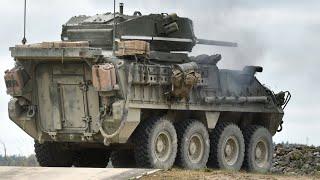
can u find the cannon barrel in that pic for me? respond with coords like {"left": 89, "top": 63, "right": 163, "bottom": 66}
{"left": 196, "top": 38, "right": 238, "bottom": 47}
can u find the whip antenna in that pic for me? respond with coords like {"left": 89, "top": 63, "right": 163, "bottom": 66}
{"left": 112, "top": 0, "right": 116, "bottom": 56}
{"left": 22, "top": 0, "right": 27, "bottom": 45}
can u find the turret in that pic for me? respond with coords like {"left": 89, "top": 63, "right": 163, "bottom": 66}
{"left": 61, "top": 3, "right": 236, "bottom": 52}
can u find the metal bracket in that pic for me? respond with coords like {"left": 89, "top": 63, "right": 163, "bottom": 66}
{"left": 48, "top": 132, "right": 57, "bottom": 141}
{"left": 79, "top": 82, "right": 89, "bottom": 92}
{"left": 82, "top": 133, "right": 93, "bottom": 141}
{"left": 82, "top": 116, "right": 92, "bottom": 123}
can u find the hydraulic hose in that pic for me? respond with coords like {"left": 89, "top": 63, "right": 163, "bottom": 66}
{"left": 97, "top": 110, "right": 126, "bottom": 146}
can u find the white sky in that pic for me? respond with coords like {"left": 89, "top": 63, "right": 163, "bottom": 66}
{"left": 0, "top": 0, "right": 319, "bottom": 155}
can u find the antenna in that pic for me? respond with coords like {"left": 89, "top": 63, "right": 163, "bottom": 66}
{"left": 112, "top": 0, "right": 116, "bottom": 56}
{"left": 22, "top": 0, "right": 27, "bottom": 45}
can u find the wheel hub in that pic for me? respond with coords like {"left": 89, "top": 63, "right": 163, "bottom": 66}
{"left": 223, "top": 136, "right": 239, "bottom": 166}
{"left": 189, "top": 141, "right": 197, "bottom": 155}
{"left": 188, "top": 134, "right": 204, "bottom": 163}
{"left": 156, "top": 138, "right": 165, "bottom": 153}
{"left": 225, "top": 144, "right": 232, "bottom": 157}
{"left": 255, "top": 146, "right": 262, "bottom": 159}
{"left": 254, "top": 139, "right": 268, "bottom": 168}
{"left": 154, "top": 131, "right": 172, "bottom": 162}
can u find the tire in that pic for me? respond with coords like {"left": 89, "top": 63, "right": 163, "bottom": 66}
{"left": 175, "top": 120, "right": 210, "bottom": 169}
{"left": 111, "top": 150, "right": 136, "bottom": 168}
{"left": 34, "top": 141, "right": 74, "bottom": 167}
{"left": 207, "top": 123, "right": 245, "bottom": 171}
{"left": 242, "top": 126, "right": 273, "bottom": 173}
{"left": 133, "top": 116, "right": 177, "bottom": 170}
{"left": 73, "top": 149, "right": 110, "bottom": 168}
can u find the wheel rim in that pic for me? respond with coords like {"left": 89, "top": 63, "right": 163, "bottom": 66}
{"left": 188, "top": 133, "right": 204, "bottom": 163}
{"left": 154, "top": 131, "right": 172, "bottom": 162}
{"left": 223, "top": 136, "right": 240, "bottom": 166}
{"left": 254, "top": 138, "right": 269, "bottom": 168}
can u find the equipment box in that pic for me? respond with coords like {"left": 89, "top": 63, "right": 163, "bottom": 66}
{"left": 115, "top": 40, "right": 150, "bottom": 57}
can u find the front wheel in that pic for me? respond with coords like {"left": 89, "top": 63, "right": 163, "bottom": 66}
{"left": 133, "top": 117, "right": 177, "bottom": 170}
{"left": 242, "top": 126, "right": 273, "bottom": 173}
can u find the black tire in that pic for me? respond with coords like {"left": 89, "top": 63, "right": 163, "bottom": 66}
{"left": 133, "top": 117, "right": 177, "bottom": 170}
{"left": 207, "top": 123, "right": 245, "bottom": 171}
{"left": 73, "top": 149, "right": 110, "bottom": 168}
{"left": 242, "top": 126, "right": 273, "bottom": 173}
{"left": 111, "top": 150, "right": 136, "bottom": 168}
{"left": 34, "top": 141, "right": 74, "bottom": 167}
{"left": 175, "top": 120, "right": 210, "bottom": 169}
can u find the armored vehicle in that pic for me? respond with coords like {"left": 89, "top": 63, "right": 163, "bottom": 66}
{"left": 5, "top": 4, "right": 290, "bottom": 172}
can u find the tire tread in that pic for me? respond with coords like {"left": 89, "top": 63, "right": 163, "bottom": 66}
{"left": 242, "top": 125, "right": 273, "bottom": 173}
{"left": 207, "top": 122, "right": 230, "bottom": 168}
{"left": 207, "top": 123, "right": 245, "bottom": 170}
{"left": 34, "top": 141, "right": 73, "bottom": 167}
{"left": 175, "top": 119, "right": 195, "bottom": 167}
{"left": 175, "top": 119, "right": 210, "bottom": 169}
{"left": 134, "top": 116, "right": 177, "bottom": 169}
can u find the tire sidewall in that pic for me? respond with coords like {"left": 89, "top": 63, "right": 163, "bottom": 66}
{"left": 181, "top": 121, "right": 210, "bottom": 169}
{"left": 248, "top": 128, "right": 273, "bottom": 173}
{"left": 217, "top": 125, "right": 245, "bottom": 170}
{"left": 148, "top": 120, "right": 177, "bottom": 170}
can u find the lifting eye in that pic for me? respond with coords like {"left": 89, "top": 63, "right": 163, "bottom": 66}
{"left": 133, "top": 11, "right": 142, "bottom": 16}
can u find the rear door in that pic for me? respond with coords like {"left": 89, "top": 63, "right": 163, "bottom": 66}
{"left": 36, "top": 63, "right": 98, "bottom": 133}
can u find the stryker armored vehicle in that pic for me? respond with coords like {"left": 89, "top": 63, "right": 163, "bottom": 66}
{"left": 5, "top": 4, "right": 290, "bottom": 172}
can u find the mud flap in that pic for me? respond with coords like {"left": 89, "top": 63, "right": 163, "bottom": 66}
{"left": 118, "top": 108, "right": 141, "bottom": 143}
{"left": 205, "top": 111, "right": 220, "bottom": 129}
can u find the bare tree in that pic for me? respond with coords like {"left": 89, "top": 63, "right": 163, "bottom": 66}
{"left": 0, "top": 139, "right": 7, "bottom": 160}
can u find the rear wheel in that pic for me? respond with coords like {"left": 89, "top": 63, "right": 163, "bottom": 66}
{"left": 207, "top": 123, "right": 245, "bottom": 171}
{"left": 133, "top": 117, "right": 177, "bottom": 170}
{"left": 243, "top": 126, "right": 273, "bottom": 173}
{"left": 111, "top": 150, "right": 136, "bottom": 168}
{"left": 176, "top": 120, "right": 210, "bottom": 169}
{"left": 34, "top": 141, "right": 74, "bottom": 167}
{"left": 73, "top": 149, "right": 110, "bottom": 168}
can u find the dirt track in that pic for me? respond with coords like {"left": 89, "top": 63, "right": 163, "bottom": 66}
{"left": 0, "top": 167, "right": 319, "bottom": 180}
{"left": 142, "top": 169, "right": 319, "bottom": 180}
{"left": 0, "top": 166, "right": 159, "bottom": 180}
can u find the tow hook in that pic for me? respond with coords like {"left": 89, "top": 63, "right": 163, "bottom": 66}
{"left": 26, "top": 105, "right": 37, "bottom": 118}
{"left": 276, "top": 91, "right": 291, "bottom": 110}
{"left": 277, "top": 121, "right": 284, "bottom": 132}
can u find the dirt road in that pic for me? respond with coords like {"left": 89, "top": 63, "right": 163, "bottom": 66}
{"left": 142, "top": 169, "right": 319, "bottom": 180}
{"left": 0, "top": 167, "right": 159, "bottom": 180}
{"left": 0, "top": 167, "right": 318, "bottom": 180}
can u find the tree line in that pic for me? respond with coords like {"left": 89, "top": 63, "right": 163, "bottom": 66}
{"left": 0, "top": 154, "right": 38, "bottom": 166}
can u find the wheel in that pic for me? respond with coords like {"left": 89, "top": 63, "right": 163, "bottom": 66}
{"left": 207, "top": 123, "right": 245, "bottom": 171}
{"left": 175, "top": 120, "right": 210, "bottom": 169}
{"left": 73, "top": 149, "right": 110, "bottom": 168}
{"left": 243, "top": 126, "right": 273, "bottom": 173}
{"left": 111, "top": 150, "right": 136, "bottom": 168}
{"left": 133, "top": 116, "right": 177, "bottom": 170}
{"left": 34, "top": 141, "right": 74, "bottom": 167}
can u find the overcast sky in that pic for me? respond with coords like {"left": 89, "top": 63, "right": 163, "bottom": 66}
{"left": 0, "top": 0, "right": 319, "bottom": 155}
